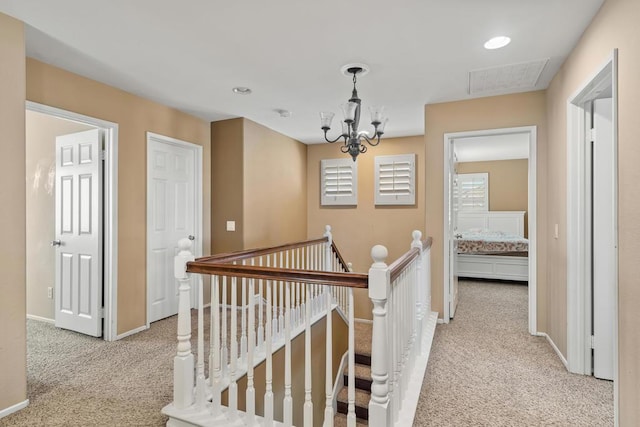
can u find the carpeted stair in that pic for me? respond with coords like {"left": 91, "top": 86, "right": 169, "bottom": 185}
{"left": 334, "top": 323, "right": 372, "bottom": 426}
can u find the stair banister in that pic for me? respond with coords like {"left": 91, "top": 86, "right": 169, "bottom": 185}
{"left": 368, "top": 244, "right": 391, "bottom": 427}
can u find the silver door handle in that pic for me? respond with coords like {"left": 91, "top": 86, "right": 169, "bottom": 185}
{"left": 454, "top": 234, "right": 462, "bottom": 239}
{"left": 188, "top": 235, "right": 195, "bottom": 241}
{"left": 51, "top": 240, "right": 62, "bottom": 247}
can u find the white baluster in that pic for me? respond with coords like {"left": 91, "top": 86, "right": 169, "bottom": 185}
{"left": 304, "top": 283, "right": 313, "bottom": 427}
{"left": 229, "top": 275, "right": 238, "bottom": 418}
{"left": 347, "top": 287, "right": 356, "bottom": 427}
{"left": 323, "top": 288, "right": 333, "bottom": 426}
{"left": 324, "top": 225, "right": 332, "bottom": 271}
{"left": 241, "top": 261, "right": 247, "bottom": 365}
{"left": 172, "top": 238, "right": 195, "bottom": 410}
{"left": 368, "top": 245, "right": 390, "bottom": 427}
{"left": 211, "top": 275, "right": 222, "bottom": 415}
{"left": 258, "top": 257, "right": 264, "bottom": 351}
{"left": 247, "top": 276, "right": 256, "bottom": 425}
{"left": 279, "top": 252, "right": 285, "bottom": 341}
{"left": 265, "top": 279, "right": 274, "bottom": 425}
{"left": 196, "top": 276, "right": 206, "bottom": 410}
{"left": 284, "top": 281, "right": 293, "bottom": 426}
{"left": 221, "top": 276, "right": 228, "bottom": 380}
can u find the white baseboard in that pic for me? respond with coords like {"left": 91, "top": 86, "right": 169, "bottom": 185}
{"left": 26, "top": 314, "right": 55, "bottom": 324}
{"left": 437, "top": 318, "right": 445, "bottom": 324}
{"left": 536, "top": 332, "right": 568, "bottom": 369}
{"left": 116, "top": 325, "right": 148, "bottom": 340}
{"left": 354, "top": 318, "right": 372, "bottom": 324}
{"left": 0, "top": 399, "right": 29, "bottom": 419}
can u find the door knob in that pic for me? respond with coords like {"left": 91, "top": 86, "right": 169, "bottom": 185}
{"left": 51, "top": 240, "right": 62, "bottom": 247}
{"left": 188, "top": 235, "right": 195, "bottom": 241}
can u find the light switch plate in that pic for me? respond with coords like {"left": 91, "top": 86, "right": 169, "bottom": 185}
{"left": 226, "top": 221, "right": 236, "bottom": 232}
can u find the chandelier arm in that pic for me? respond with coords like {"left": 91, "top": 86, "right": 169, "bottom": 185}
{"left": 324, "top": 131, "right": 347, "bottom": 144}
{"left": 360, "top": 132, "right": 383, "bottom": 147}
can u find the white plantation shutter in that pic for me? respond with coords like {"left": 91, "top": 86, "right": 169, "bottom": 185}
{"left": 321, "top": 158, "right": 357, "bottom": 205}
{"left": 374, "top": 154, "right": 416, "bottom": 205}
{"left": 456, "top": 173, "right": 489, "bottom": 211}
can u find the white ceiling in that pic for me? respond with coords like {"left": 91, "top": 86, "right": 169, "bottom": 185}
{"left": 454, "top": 133, "right": 529, "bottom": 162}
{"left": 0, "top": 0, "right": 604, "bottom": 144}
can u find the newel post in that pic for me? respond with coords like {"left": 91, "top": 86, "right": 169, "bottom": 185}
{"left": 368, "top": 245, "right": 390, "bottom": 427}
{"left": 411, "top": 230, "right": 424, "bottom": 344}
{"left": 173, "top": 238, "right": 195, "bottom": 409}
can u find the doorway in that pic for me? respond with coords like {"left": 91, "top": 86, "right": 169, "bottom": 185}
{"left": 566, "top": 50, "right": 618, "bottom": 396}
{"left": 443, "top": 126, "right": 537, "bottom": 335}
{"left": 146, "top": 132, "right": 203, "bottom": 325}
{"left": 25, "top": 102, "right": 119, "bottom": 341}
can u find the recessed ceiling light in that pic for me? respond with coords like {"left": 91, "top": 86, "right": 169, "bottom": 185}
{"left": 232, "top": 86, "right": 252, "bottom": 95}
{"left": 484, "top": 36, "right": 511, "bottom": 50}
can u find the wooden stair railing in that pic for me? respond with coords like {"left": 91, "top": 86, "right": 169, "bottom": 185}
{"left": 162, "top": 226, "right": 436, "bottom": 427}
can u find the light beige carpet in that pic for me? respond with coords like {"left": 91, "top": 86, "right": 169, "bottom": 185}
{"left": 413, "top": 279, "right": 614, "bottom": 426}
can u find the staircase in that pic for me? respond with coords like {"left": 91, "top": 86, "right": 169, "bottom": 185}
{"left": 335, "top": 323, "right": 372, "bottom": 426}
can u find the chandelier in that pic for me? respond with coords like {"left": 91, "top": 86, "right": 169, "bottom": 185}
{"left": 319, "top": 65, "right": 388, "bottom": 161}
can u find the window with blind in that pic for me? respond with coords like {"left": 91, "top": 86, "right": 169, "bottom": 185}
{"left": 374, "top": 154, "right": 416, "bottom": 205}
{"left": 455, "top": 172, "right": 489, "bottom": 211}
{"left": 321, "top": 158, "right": 358, "bottom": 206}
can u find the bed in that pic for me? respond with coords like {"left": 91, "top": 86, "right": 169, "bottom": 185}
{"left": 455, "top": 211, "right": 529, "bottom": 282}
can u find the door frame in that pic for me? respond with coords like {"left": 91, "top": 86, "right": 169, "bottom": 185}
{"left": 566, "top": 50, "right": 618, "bottom": 420}
{"left": 145, "top": 132, "right": 203, "bottom": 328}
{"left": 27, "top": 101, "right": 119, "bottom": 341}
{"left": 443, "top": 126, "right": 538, "bottom": 335}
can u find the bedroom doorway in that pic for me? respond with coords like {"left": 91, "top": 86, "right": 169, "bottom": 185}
{"left": 443, "top": 126, "right": 537, "bottom": 335}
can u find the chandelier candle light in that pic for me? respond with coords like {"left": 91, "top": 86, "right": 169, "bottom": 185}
{"left": 320, "top": 65, "right": 388, "bottom": 161}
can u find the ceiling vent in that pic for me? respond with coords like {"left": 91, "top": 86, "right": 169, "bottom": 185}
{"left": 468, "top": 58, "right": 549, "bottom": 95}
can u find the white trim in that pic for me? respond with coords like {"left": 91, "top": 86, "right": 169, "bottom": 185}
{"left": 394, "top": 311, "right": 438, "bottom": 427}
{"left": 26, "top": 101, "right": 119, "bottom": 342}
{"left": 146, "top": 132, "right": 204, "bottom": 328}
{"left": 332, "top": 351, "right": 348, "bottom": 413}
{"left": 443, "top": 126, "right": 537, "bottom": 334}
{"left": 0, "top": 399, "right": 29, "bottom": 419}
{"left": 566, "top": 50, "right": 618, "bottom": 424}
{"left": 115, "top": 324, "right": 149, "bottom": 340}
{"left": 536, "top": 332, "right": 568, "bottom": 369}
{"left": 26, "top": 314, "right": 55, "bottom": 324}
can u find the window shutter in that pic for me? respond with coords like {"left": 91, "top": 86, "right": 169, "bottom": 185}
{"left": 321, "top": 158, "right": 357, "bottom": 206}
{"left": 374, "top": 154, "right": 415, "bottom": 205}
{"left": 456, "top": 172, "right": 489, "bottom": 211}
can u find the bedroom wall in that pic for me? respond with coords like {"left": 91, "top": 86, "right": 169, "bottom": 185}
{"left": 545, "top": 0, "right": 640, "bottom": 421}
{"left": 25, "top": 111, "right": 94, "bottom": 321}
{"left": 307, "top": 135, "right": 425, "bottom": 320}
{"left": 27, "top": 58, "right": 212, "bottom": 336}
{"left": 457, "top": 159, "right": 529, "bottom": 237}
{"left": 424, "top": 91, "right": 548, "bottom": 330}
{"left": 0, "top": 12, "right": 27, "bottom": 414}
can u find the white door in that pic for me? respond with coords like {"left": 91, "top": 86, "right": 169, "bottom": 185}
{"left": 54, "top": 129, "right": 103, "bottom": 337}
{"left": 449, "top": 153, "right": 460, "bottom": 318}
{"left": 147, "top": 137, "right": 197, "bottom": 323}
{"left": 592, "top": 98, "right": 615, "bottom": 380}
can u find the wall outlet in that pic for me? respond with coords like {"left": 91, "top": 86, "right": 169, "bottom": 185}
{"left": 47, "top": 286, "right": 53, "bottom": 299}
{"left": 226, "top": 220, "right": 236, "bottom": 232}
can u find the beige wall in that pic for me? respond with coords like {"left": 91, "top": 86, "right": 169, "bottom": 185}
{"left": 243, "top": 119, "right": 307, "bottom": 249}
{"left": 457, "top": 159, "right": 529, "bottom": 237}
{"left": 25, "top": 111, "right": 94, "bottom": 321}
{"left": 211, "top": 118, "right": 308, "bottom": 253}
{"left": 545, "top": 0, "right": 640, "bottom": 422}
{"left": 26, "top": 59, "right": 212, "bottom": 335}
{"left": 211, "top": 119, "right": 244, "bottom": 253}
{"left": 0, "top": 12, "right": 27, "bottom": 413}
{"left": 307, "top": 136, "right": 425, "bottom": 319}
{"left": 424, "top": 92, "right": 548, "bottom": 329}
